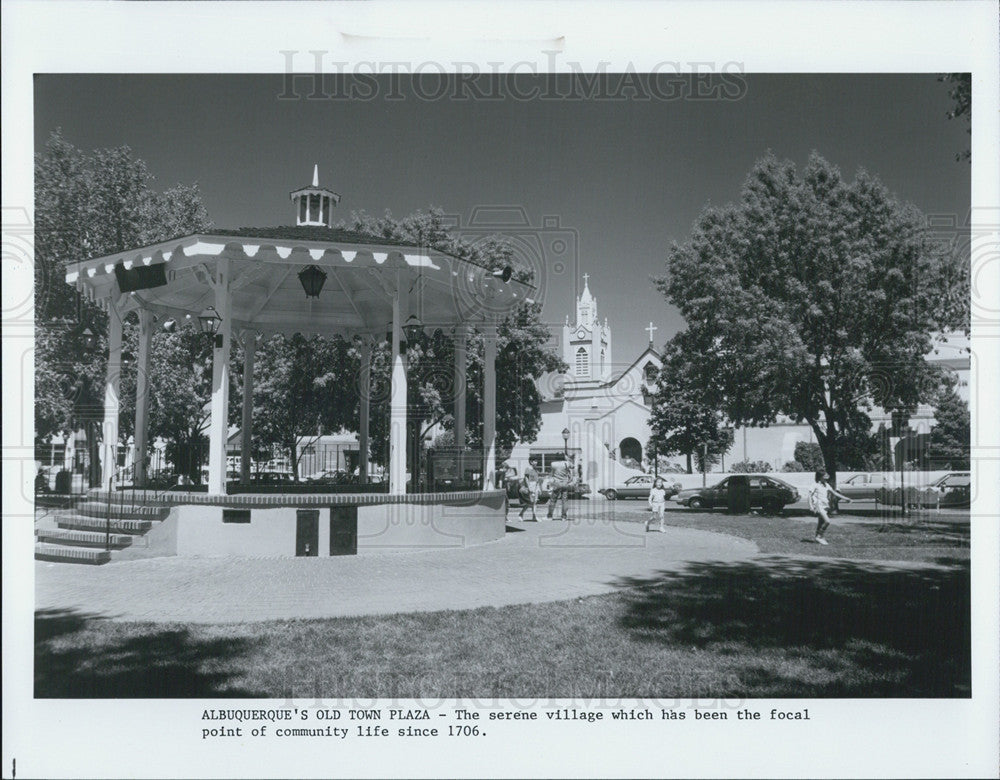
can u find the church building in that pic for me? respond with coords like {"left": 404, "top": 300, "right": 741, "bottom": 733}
{"left": 505, "top": 274, "right": 971, "bottom": 490}
{"left": 506, "top": 276, "right": 663, "bottom": 488}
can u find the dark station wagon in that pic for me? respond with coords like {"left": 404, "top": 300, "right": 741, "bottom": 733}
{"left": 673, "top": 475, "right": 800, "bottom": 513}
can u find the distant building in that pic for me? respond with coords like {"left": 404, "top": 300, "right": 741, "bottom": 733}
{"left": 507, "top": 276, "right": 664, "bottom": 487}
{"left": 505, "top": 274, "right": 970, "bottom": 485}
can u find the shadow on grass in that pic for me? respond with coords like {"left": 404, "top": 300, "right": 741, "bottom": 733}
{"left": 35, "top": 608, "right": 265, "bottom": 698}
{"left": 614, "top": 557, "right": 970, "bottom": 697}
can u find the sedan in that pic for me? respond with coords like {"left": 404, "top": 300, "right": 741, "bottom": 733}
{"left": 506, "top": 476, "right": 591, "bottom": 504}
{"left": 877, "top": 471, "right": 971, "bottom": 508}
{"left": 673, "top": 475, "right": 800, "bottom": 513}
{"left": 838, "top": 472, "right": 893, "bottom": 501}
{"left": 305, "top": 468, "right": 352, "bottom": 485}
{"left": 600, "top": 475, "right": 681, "bottom": 501}
{"left": 923, "top": 472, "right": 971, "bottom": 508}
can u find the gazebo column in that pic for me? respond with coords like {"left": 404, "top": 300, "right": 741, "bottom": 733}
{"left": 207, "top": 258, "right": 232, "bottom": 494}
{"left": 99, "top": 301, "right": 123, "bottom": 488}
{"left": 358, "top": 339, "right": 372, "bottom": 485}
{"left": 239, "top": 330, "right": 256, "bottom": 486}
{"left": 389, "top": 286, "right": 408, "bottom": 495}
{"left": 482, "top": 321, "right": 498, "bottom": 490}
{"left": 453, "top": 326, "right": 468, "bottom": 448}
{"left": 132, "top": 308, "right": 154, "bottom": 487}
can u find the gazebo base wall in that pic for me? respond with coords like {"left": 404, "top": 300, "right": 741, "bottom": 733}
{"left": 125, "top": 490, "right": 508, "bottom": 558}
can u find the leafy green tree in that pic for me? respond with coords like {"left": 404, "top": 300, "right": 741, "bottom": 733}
{"left": 648, "top": 341, "right": 735, "bottom": 474}
{"left": 341, "top": 209, "right": 565, "bottom": 466}
{"left": 655, "top": 152, "right": 967, "bottom": 483}
{"left": 939, "top": 73, "right": 971, "bottom": 162}
{"left": 730, "top": 460, "right": 773, "bottom": 474}
{"left": 793, "top": 442, "right": 825, "bottom": 471}
{"left": 118, "top": 329, "right": 214, "bottom": 482}
{"left": 34, "top": 131, "right": 211, "bottom": 479}
{"left": 247, "top": 335, "right": 357, "bottom": 479}
{"left": 929, "top": 381, "right": 970, "bottom": 469}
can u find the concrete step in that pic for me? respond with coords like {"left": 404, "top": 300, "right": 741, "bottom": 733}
{"left": 56, "top": 515, "right": 153, "bottom": 535}
{"left": 77, "top": 500, "right": 169, "bottom": 520}
{"left": 36, "top": 528, "right": 134, "bottom": 548}
{"left": 35, "top": 543, "right": 111, "bottom": 565}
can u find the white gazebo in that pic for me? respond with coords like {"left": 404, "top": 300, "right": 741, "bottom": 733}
{"left": 64, "top": 170, "right": 531, "bottom": 496}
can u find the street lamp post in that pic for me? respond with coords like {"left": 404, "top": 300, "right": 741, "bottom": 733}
{"left": 562, "top": 427, "right": 570, "bottom": 458}
{"left": 891, "top": 410, "right": 910, "bottom": 518}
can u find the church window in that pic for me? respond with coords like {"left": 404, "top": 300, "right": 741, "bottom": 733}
{"left": 644, "top": 362, "right": 658, "bottom": 383}
{"left": 575, "top": 347, "right": 589, "bottom": 377}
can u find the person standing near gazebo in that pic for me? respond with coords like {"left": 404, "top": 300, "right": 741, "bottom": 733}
{"left": 546, "top": 455, "right": 575, "bottom": 521}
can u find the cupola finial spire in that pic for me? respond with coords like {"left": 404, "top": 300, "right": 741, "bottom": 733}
{"left": 290, "top": 165, "right": 341, "bottom": 227}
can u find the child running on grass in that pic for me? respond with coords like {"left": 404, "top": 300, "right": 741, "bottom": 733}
{"left": 646, "top": 477, "right": 668, "bottom": 533}
{"left": 808, "top": 470, "right": 852, "bottom": 545}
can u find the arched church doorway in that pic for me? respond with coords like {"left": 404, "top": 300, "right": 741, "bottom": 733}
{"left": 619, "top": 437, "right": 642, "bottom": 466}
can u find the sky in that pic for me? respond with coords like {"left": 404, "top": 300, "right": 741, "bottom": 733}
{"left": 34, "top": 73, "right": 970, "bottom": 364}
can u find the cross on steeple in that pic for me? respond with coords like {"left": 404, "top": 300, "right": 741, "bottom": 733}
{"left": 646, "top": 322, "right": 658, "bottom": 344}
{"left": 582, "top": 273, "right": 590, "bottom": 284}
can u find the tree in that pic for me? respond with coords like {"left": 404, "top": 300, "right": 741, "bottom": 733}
{"left": 730, "top": 460, "right": 773, "bottom": 474}
{"left": 248, "top": 335, "right": 357, "bottom": 479}
{"left": 655, "top": 152, "right": 967, "bottom": 483}
{"left": 939, "top": 73, "right": 971, "bottom": 162}
{"left": 929, "top": 381, "right": 970, "bottom": 469}
{"left": 34, "top": 130, "right": 211, "bottom": 477}
{"left": 793, "top": 442, "right": 825, "bottom": 471}
{"left": 648, "top": 341, "right": 735, "bottom": 474}
{"left": 340, "top": 209, "right": 565, "bottom": 465}
{"left": 118, "top": 329, "right": 215, "bottom": 482}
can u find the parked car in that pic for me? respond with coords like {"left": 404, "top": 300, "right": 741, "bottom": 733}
{"left": 837, "top": 472, "right": 893, "bottom": 501}
{"left": 673, "top": 475, "right": 800, "bottom": 513}
{"left": 922, "top": 472, "right": 971, "bottom": 507}
{"left": 250, "top": 471, "right": 298, "bottom": 485}
{"left": 505, "top": 472, "right": 591, "bottom": 504}
{"left": 877, "top": 471, "right": 971, "bottom": 508}
{"left": 600, "top": 474, "right": 682, "bottom": 501}
{"left": 305, "top": 468, "right": 352, "bottom": 485}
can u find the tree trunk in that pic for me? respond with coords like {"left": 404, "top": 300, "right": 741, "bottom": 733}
{"left": 809, "top": 420, "right": 839, "bottom": 486}
{"left": 685, "top": 451, "right": 693, "bottom": 474}
{"left": 819, "top": 430, "right": 839, "bottom": 486}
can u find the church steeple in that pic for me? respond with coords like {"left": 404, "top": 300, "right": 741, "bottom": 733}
{"left": 576, "top": 273, "right": 596, "bottom": 326}
{"left": 563, "top": 274, "right": 613, "bottom": 381}
{"left": 290, "top": 165, "right": 341, "bottom": 227}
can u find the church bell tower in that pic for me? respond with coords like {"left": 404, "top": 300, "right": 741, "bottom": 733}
{"left": 562, "top": 275, "right": 612, "bottom": 381}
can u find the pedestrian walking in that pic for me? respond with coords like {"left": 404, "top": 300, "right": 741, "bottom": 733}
{"left": 646, "top": 477, "right": 668, "bottom": 533}
{"left": 808, "top": 470, "right": 852, "bottom": 545}
{"left": 518, "top": 469, "right": 540, "bottom": 521}
{"left": 546, "top": 455, "right": 574, "bottom": 520}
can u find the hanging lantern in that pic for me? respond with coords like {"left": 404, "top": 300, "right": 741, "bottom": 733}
{"left": 403, "top": 314, "right": 423, "bottom": 345}
{"left": 81, "top": 327, "right": 96, "bottom": 350}
{"left": 298, "top": 265, "right": 327, "bottom": 298}
{"left": 197, "top": 306, "right": 222, "bottom": 335}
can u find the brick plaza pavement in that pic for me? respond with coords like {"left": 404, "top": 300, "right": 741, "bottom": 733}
{"left": 34, "top": 511, "right": 758, "bottom": 624}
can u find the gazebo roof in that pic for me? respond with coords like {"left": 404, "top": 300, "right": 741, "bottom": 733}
{"left": 65, "top": 228, "right": 533, "bottom": 337}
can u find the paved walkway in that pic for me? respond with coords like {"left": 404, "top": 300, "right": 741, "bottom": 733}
{"left": 35, "top": 516, "right": 758, "bottom": 624}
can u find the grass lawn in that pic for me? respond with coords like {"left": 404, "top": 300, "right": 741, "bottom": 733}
{"left": 35, "top": 505, "right": 970, "bottom": 700}
{"left": 617, "top": 502, "right": 970, "bottom": 563}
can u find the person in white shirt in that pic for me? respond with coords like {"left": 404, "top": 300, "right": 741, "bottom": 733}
{"left": 808, "top": 470, "right": 852, "bottom": 545}
{"left": 646, "top": 477, "right": 668, "bottom": 533}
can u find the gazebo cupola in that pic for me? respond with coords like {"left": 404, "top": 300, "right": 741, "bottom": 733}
{"left": 290, "top": 164, "right": 341, "bottom": 227}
